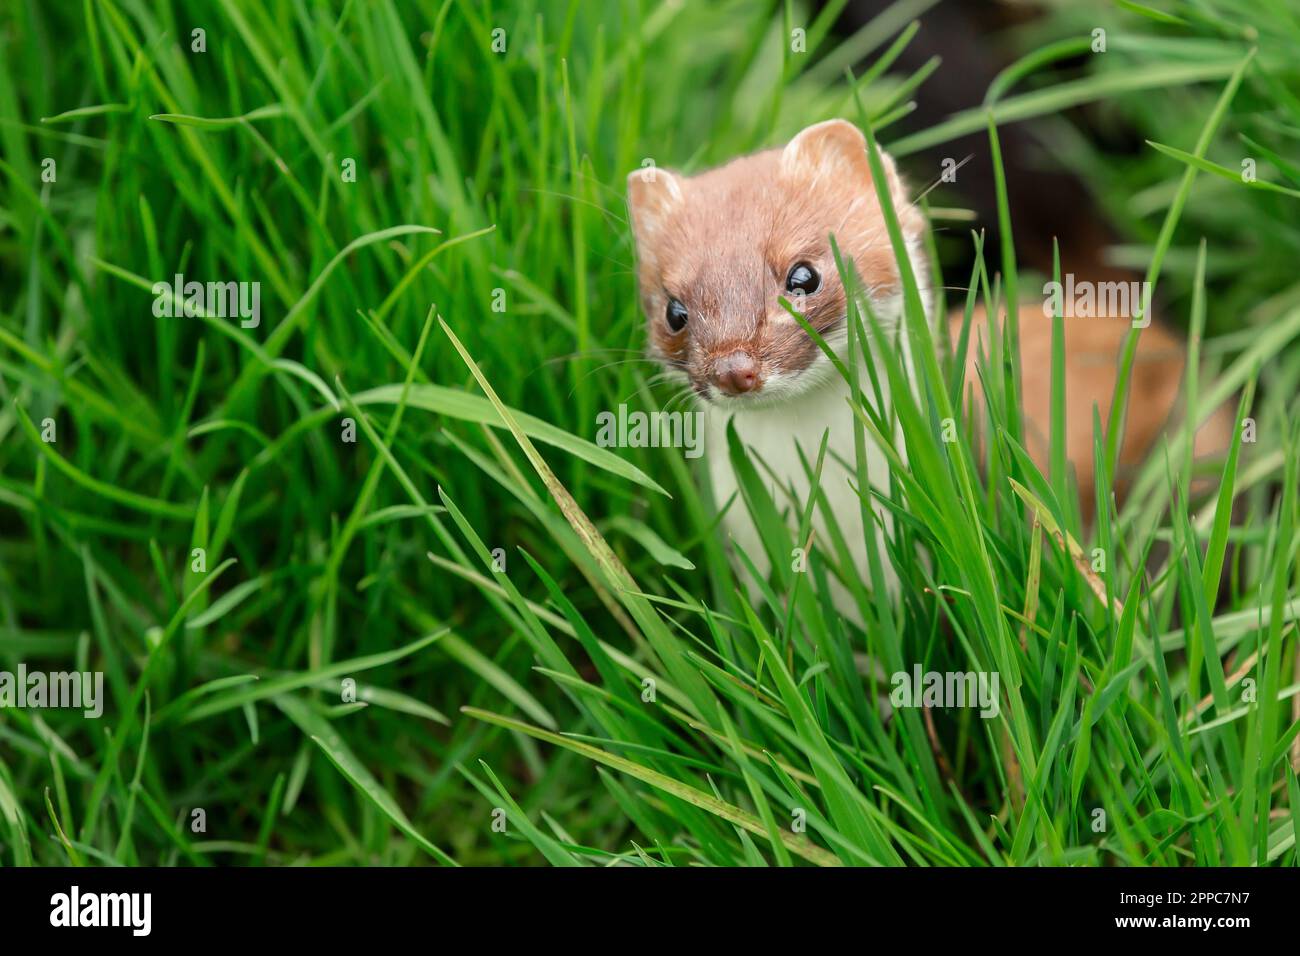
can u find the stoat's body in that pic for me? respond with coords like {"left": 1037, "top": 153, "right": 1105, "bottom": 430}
{"left": 627, "top": 119, "right": 1230, "bottom": 615}
{"left": 627, "top": 120, "right": 930, "bottom": 606}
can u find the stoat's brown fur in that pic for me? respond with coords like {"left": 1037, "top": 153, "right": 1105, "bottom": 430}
{"left": 629, "top": 119, "right": 1231, "bottom": 519}
{"left": 954, "top": 293, "right": 1234, "bottom": 508}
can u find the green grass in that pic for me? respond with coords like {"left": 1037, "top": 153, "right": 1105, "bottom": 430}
{"left": 1, "top": 0, "right": 1298, "bottom": 866}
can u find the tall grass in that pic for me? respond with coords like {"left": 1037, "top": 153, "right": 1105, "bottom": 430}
{"left": 0, "top": 0, "right": 1297, "bottom": 866}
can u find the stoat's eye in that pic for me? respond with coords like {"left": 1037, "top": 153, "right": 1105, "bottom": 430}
{"left": 665, "top": 297, "right": 688, "bottom": 332}
{"left": 785, "top": 262, "right": 821, "bottom": 296}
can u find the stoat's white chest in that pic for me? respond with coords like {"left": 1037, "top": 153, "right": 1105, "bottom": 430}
{"left": 701, "top": 359, "right": 900, "bottom": 619}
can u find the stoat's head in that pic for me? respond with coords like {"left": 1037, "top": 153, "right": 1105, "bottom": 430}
{"left": 627, "top": 119, "right": 925, "bottom": 408}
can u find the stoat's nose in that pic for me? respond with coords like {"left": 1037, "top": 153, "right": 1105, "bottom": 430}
{"left": 712, "top": 351, "right": 761, "bottom": 395}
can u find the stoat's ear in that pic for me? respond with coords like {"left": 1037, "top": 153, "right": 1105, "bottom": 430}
{"left": 627, "top": 165, "right": 683, "bottom": 253}
{"left": 782, "top": 119, "right": 920, "bottom": 233}
{"left": 781, "top": 119, "right": 872, "bottom": 181}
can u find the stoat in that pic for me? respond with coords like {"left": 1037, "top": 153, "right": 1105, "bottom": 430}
{"left": 626, "top": 119, "right": 1230, "bottom": 609}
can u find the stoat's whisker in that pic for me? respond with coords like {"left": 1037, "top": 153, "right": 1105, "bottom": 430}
{"left": 910, "top": 154, "right": 973, "bottom": 205}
